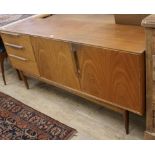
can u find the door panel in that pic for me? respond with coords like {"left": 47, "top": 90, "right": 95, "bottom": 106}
{"left": 31, "top": 37, "right": 80, "bottom": 90}
{"left": 77, "top": 45, "right": 145, "bottom": 114}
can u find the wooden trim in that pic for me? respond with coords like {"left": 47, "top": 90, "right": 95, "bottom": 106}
{"left": 142, "top": 15, "right": 155, "bottom": 28}
{"left": 145, "top": 28, "right": 154, "bottom": 131}
{"left": 1, "top": 31, "right": 20, "bottom": 36}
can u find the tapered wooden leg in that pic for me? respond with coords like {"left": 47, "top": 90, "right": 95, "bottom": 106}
{"left": 0, "top": 56, "right": 6, "bottom": 85}
{"left": 123, "top": 110, "right": 129, "bottom": 134}
{"left": 20, "top": 71, "right": 29, "bottom": 89}
{"left": 16, "top": 69, "right": 22, "bottom": 80}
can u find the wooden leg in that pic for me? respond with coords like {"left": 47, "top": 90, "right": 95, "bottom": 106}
{"left": 123, "top": 110, "right": 129, "bottom": 134}
{"left": 16, "top": 69, "right": 22, "bottom": 80}
{"left": 0, "top": 57, "right": 6, "bottom": 85}
{"left": 20, "top": 71, "right": 29, "bottom": 89}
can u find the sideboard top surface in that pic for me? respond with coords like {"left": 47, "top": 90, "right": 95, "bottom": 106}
{"left": 0, "top": 14, "right": 145, "bottom": 54}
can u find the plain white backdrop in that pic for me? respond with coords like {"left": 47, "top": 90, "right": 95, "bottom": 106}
{"left": 0, "top": 0, "right": 154, "bottom": 154}
{"left": 0, "top": 0, "right": 155, "bottom": 13}
{"left": 0, "top": 140, "right": 154, "bottom": 155}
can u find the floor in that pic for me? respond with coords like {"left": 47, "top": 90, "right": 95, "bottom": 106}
{"left": 0, "top": 59, "right": 146, "bottom": 140}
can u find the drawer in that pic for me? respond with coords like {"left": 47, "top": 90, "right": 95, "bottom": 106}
{"left": 1, "top": 31, "right": 29, "bottom": 45}
{"left": 9, "top": 54, "right": 40, "bottom": 76}
{"left": 1, "top": 32, "right": 36, "bottom": 61}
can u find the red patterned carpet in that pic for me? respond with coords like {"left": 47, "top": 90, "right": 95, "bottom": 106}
{"left": 0, "top": 92, "right": 77, "bottom": 140}
{"left": 0, "top": 14, "right": 33, "bottom": 27}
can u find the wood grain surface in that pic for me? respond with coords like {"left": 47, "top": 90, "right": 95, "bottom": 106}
{"left": 0, "top": 15, "right": 145, "bottom": 54}
{"left": 1, "top": 33, "right": 36, "bottom": 61}
{"left": 142, "top": 15, "right": 155, "bottom": 139}
{"left": 76, "top": 45, "right": 145, "bottom": 114}
{"left": 1, "top": 32, "right": 40, "bottom": 76}
{"left": 115, "top": 14, "right": 149, "bottom": 26}
{"left": 30, "top": 36, "right": 80, "bottom": 90}
{"left": 0, "top": 15, "right": 146, "bottom": 117}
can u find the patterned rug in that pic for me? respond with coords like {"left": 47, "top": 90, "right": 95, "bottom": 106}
{"left": 0, "top": 14, "right": 33, "bottom": 27}
{"left": 0, "top": 92, "right": 77, "bottom": 140}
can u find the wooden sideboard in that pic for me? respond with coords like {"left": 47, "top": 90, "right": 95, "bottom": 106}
{"left": 0, "top": 15, "right": 146, "bottom": 134}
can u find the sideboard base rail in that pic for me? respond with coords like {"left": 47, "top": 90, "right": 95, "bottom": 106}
{"left": 21, "top": 71, "right": 130, "bottom": 134}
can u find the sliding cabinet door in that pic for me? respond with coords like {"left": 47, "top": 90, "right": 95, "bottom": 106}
{"left": 31, "top": 37, "right": 80, "bottom": 90}
{"left": 77, "top": 45, "right": 145, "bottom": 115}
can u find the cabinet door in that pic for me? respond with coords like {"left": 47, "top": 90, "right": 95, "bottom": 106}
{"left": 77, "top": 45, "right": 145, "bottom": 115}
{"left": 30, "top": 37, "right": 80, "bottom": 90}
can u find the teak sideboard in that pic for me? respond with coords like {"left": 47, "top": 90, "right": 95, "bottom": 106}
{"left": 0, "top": 15, "right": 146, "bottom": 135}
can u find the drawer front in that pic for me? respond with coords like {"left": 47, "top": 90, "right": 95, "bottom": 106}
{"left": 9, "top": 54, "right": 40, "bottom": 76}
{"left": 1, "top": 32, "right": 36, "bottom": 61}
{"left": 1, "top": 31, "right": 30, "bottom": 44}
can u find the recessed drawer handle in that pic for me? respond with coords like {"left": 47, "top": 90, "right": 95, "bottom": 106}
{"left": 2, "top": 32, "right": 20, "bottom": 36}
{"left": 5, "top": 42, "right": 24, "bottom": 49}
{"left": 9, "top": 54, "right": 27, "bottom": 61}
{"left": 71, "top": 44, "right": 80, "bottom": 77}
